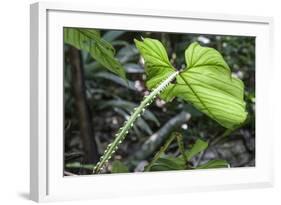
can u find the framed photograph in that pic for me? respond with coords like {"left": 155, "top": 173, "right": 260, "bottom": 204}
{"left": 30, "top": 2, "right": 274, "bottom": 202}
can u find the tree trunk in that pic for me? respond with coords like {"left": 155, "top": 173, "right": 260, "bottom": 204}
{"left": 68, "top": 46, "right": 99, "bottom": 171}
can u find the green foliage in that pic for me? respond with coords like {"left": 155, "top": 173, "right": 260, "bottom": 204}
{"left": 185, "top": 139, "right": 208, "bottom": 161}
{"left": 93, "top": 37, "right": 248, "bottom": 173}
{"left": 145, "top": 133, "right": 182, "bottom": 171}
{"left": 64, "top": 31, "right": 255, "bottom": 175}
{"left": 134, "top": 38, "right": 175, "bottom": 89}
{"left": 65, "top": 162, "right": 95, "bottom": 170}
{"left": 150, "top": 157, "right": 186, "bottom": 171}
{"left": 195, "top": 159, "right": 228, "bottom": 169}
{"left": 64, "top": 28, "right": 126, "bottom": 80}
{"left": 111, "top": 161, "right": 129, "bottom": 173}
{"left": 147, "top": 133, "right": 228, "bottom": 171}
{"left": 135, "top": 38, "right": 247, "bottom": 129}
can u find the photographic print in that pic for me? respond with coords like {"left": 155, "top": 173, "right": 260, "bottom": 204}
{"left": 63, "top": 28, "right": 255, "bottom": 175}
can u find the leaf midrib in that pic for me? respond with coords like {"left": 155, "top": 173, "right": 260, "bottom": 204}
{"left": 178, "top": 73, "right": 217, "bottom": 122}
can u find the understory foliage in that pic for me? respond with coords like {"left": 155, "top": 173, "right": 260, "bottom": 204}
{"left": 64, "top": 28, "right": 255, "bottom": 175}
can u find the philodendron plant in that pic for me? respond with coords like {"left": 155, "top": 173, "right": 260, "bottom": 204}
{"left": 93, "top": 38, "right": 247, "bottom": 173}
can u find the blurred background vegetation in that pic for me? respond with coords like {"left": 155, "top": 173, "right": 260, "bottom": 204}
{"left": 64, "top": 29, "right": 255, "bottom": 175}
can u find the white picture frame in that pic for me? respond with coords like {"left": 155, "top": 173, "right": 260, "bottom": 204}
{"left": 30, "top": 1, "right": 274, "bottom": 202}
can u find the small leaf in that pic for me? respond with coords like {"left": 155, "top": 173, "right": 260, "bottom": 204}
{"left": 195, "top": 159, "right": 229, "bottom": 169}
{"left": 186, "top": 139, "right": 208, "bottom": 161}
{"left": 64, "top": 28, "right": 126, "bottom": 80}
{"left": 111, "top": 161, "right": 129, "bottom": 173}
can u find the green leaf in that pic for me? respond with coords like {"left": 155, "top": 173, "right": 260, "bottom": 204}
{"left": 111, "top": 161, "right": 129, "bottom": 173}
{"left": 135, "top": 38, "right": 247, "bottom": 129}
{"left": 195, "top": 159, "right": 229, "bottom": 169}
{"left": 185, "top": 139, "right": 208, "bottom": 161}
{"left": 65, "top": 162, "right": 95, "bottom": 170}
{"left": 64, "top": 28, "right": 100, "bottom": 50}
{"left": 64, "top": 28, "right": 126, "bottom": 80}
{"left": 168, "top": 42, "right": 247, "bottom": 128}
{"left": 134, "top": 38, "right": 175, "bottom": 89}
{"left": 149, "top": 157, "right": 186, "bottom": 171}
{"left": 165, "top": 156, "right": 186, "bottom": 167}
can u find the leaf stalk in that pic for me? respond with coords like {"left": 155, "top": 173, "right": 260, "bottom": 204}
{"left": 93, "top": 71, "right": 179, "bottom": 173}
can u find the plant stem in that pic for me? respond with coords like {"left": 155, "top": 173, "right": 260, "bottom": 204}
{"left": 175, "top": 132, "right": 188, "bottom": 163}
{"left": 144, "top": 133, "right": 176, "bottom": 172}
{"left": 93, "top": 71, "right": 179, "bottom": 174}
{"left": 144, "top": 132, "right": 189, "bottom": 171}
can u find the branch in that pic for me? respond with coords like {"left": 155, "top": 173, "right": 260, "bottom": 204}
{"left": 144, "top": 132, "right": 177, "bottom": 172}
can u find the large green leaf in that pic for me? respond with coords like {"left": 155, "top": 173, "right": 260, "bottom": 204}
{"left": 134, "top": 38, "right": 175, "bottom": 89}
{"left": 134, "top": 38, "right": 247, "bottom": 129}
{"left": 64, "top": 28, "right": 126, "bottom": 80}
